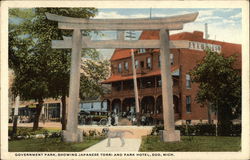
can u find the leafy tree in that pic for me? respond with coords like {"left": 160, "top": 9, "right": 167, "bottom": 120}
{"left": 9, "top": 8, "right": 110, "bottom": 130}
{"left": 80, "top": 51, "right": 110, "bottom": 100}
{"left": 190, "top": 50, "right": 241, "bottom": 135}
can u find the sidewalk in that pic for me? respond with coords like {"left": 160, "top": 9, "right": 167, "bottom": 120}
{"left": 83, "top": 138, "right": 142, "bottom": 152}
{"left": 82, "top": 126, "right": 152, "bottom": 152}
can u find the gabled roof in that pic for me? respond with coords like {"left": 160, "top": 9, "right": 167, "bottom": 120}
{"left": 110, "top": 30, "right": 160, "bottom": 61}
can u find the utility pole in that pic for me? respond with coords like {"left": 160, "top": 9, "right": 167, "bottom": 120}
{"left": 149, "top": 8, "right": 152, "bottom": 19}
{"left": 126, "top": 31, "right": 140, "bottom": 121}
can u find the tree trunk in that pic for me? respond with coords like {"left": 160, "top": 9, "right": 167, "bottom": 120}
{"left": 207, "top": 104, "right": 212, "bottom": 124}
{"left": 61, "top": 95, "right": 67, "bottom": 130}
{"left": 33, "top": 99, "right": 43, "bottom": 131}
{"left": 217, "top": 104, "right": 232, "bottom": 136}
{"left": 11, "top": 115, "right": 18, "bottom": 139}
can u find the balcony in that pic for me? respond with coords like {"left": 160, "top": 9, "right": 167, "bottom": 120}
{"left": 119, "top": 67, "right": 152, "bottom": 77}
{"left": 103, "top": 86, "right": 180, "bottom": 100}
{"left": 137, "top": 67, "right": 152, "bottom": 75}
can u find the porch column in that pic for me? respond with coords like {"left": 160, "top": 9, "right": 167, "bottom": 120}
{"left": 159, "top": 29, "right": 180, "bottom": 142}
{"left": 62, "top": 29, "right": 83, "bottom": 143}
{"left": 110, "top": 99, "right": 113, "bottom": 112}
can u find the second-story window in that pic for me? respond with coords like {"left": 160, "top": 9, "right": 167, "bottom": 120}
{"left": 124, "top": 62, "right": 128, "bottom": 71}
{"left": 170, "top": 53, "right": 174, "bottom": 65}
{"left": 146, "top": 57, "right": 152, "bottom": 69}
{"left": 135, "top": 60, "right": 139, "bottom": 69}
{"left": 186, "top": 74, "right": 191, "bottom": 89}
{"left": 118, "top": 63, "right": 122, "bottom": 73}
{"left": 139, "top": 48, "right": 146, "bottom": 53}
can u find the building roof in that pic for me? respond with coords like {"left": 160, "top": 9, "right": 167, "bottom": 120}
{"left": 110, "top": 30, "right": 241, "bottom": 61}
{"left": 105, "top": 30, "right": 241, "bottom": 84}
{"left": 102, "top": 66, "right": 178, "bottom": 83}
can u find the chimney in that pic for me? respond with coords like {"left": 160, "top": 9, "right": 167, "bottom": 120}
{"left": 193, "top": 31, "right": 204, "bottom": 39}
{"left": 205, "top": 23, "right": 209, "bottom": 39}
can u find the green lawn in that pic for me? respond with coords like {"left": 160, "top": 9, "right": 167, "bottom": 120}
{"left": 9, "top": 136, "right": 105, "bottom": 152}
{"left": 140, "top": 136, "right": 241, "bottom": 152}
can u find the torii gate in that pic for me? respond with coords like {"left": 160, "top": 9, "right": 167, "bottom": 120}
{"left": 46, "top": 12, "right": 198, "bottom": 143}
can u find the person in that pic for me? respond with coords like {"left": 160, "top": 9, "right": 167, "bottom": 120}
{"left": 107, "top": 116, "right": 111, "bottom": 126}
{"left": 114, "top": 114, "right": 119, "bottom": 126}
{"left": 141, "top": 115, "right": 146, "bottom": 126}
{"left": 132, "top": 116, "right": 137, "bottom": 125}
{"left": 42, "top": 114, "right": 45, "bottom": 125}
{"left": 111, "top": 114, "right": 115, "bottom": 126}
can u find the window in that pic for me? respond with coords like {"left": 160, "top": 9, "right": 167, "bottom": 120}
{"left": 124, "top": 62, "right": 128, "bottom": 70}
{"left": 135, "top": 60, "right": 139, "bottom": 69}
{"left": 186, "top": 96, "right": 191, "bottom": 112}
{"left": 218, "top": 46, "right": 221, "bottom": 52}
{"left": 186, "top": 74, "right": 191, "bottom": 89}
{"left": 189, "top": 42, "right": 192, "bottom": 48}
{"left": 158, "top": 55, "right": 161, "bottom": 67}
{"left": 146, "top": 57, "right": 151, "bottom": 69}
{"left": 139, "top": 48, "right": 146, "bottom": 53}
{"left": 201, "top": 43, "right": 205, "bottom": 49}
{"left": 157, "top": 79, "right": 162, "bottom": 87}
{"left": 197, "top": 43, "right": 200, "bottom": 49}
{"left": 192, "top": 42, "right": 195, "bottom": 48}
{"left": 140, "top": 61, "right": 144, "bottom": 68}
{"left": 118, "top": 63, "right": 122, "bottom": 73}
{"left": 170, "top": 54, "right": 174, "bottom": 65}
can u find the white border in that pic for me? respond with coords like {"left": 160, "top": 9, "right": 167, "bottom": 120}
{"left": 1, "top": 1, "right": 249, "bottom": 160}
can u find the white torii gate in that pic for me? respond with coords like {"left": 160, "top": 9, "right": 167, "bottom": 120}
{"left": 46, "top": 12, "right": 198, "bottom": 143}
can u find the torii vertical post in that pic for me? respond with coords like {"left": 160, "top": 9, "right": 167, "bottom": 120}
{"left": 160, "top": 29, "right": 180, "bottom": 141}
{"left": 62, "top": 29, "right": 83, "bottom": 142}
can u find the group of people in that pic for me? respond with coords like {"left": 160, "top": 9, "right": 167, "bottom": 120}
{"left": 107, "top": 114, "right": 119, "bottom": 126}
{"left": 107, "top": 111, "right": 155, "bottom": 126}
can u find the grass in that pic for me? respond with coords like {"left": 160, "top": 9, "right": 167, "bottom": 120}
{"left": 139, "top": 136, "right": 241, "bottom": 152}
{"left": 9, "top": 136, "right": 105, "bottom": 152}
{"left": 8, "top": 126, "right": 60, "bottom": 135}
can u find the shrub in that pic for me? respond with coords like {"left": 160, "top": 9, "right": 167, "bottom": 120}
{"left": 50, "top": 132, "right": 61, "bottom": 138}
{"left": 151, "top": 124, "right": 241, "bottom": 136}
{"left": 88, "top": 130, "right": 97, "bottom": 137}
{"left": 82, "top": 130, "right": 88, "bottom": 137}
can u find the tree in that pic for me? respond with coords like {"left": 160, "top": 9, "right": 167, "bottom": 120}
{"left": 9, "top": 9, "right": 50, "bottom": 130}
{"left": 80, "top": 49, "right": 110, "bottom": 100}
{"left": 190, "top": 49, "right": 241, "bottom": 135}
{"left": 9, "top": 8, "right": 111, "bottom": 130}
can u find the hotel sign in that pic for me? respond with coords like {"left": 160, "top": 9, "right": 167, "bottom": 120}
{"left": 189, "top": 41, "right": 221, "bottom": 53}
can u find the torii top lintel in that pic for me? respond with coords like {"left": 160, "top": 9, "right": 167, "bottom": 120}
{"left": 45, "top": 12, "right": 198, "bottom": 30}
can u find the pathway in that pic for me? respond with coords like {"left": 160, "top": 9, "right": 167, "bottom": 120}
{"left": 82, "top": 126, "right": 153, "bottom": 152}
{"left": 83, "top": 138, "right": 142, "bottom": 152}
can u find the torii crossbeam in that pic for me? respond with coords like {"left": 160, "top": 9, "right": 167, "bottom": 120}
{"left": 46, "top": 12, "right": 198, "bottom": 143}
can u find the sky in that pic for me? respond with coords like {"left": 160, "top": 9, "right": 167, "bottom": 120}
{"left": 9, "top": 8, "right": 242, "bottom": 60}
{"left": 91, "top": 8, "right": 242, "bottom": 59}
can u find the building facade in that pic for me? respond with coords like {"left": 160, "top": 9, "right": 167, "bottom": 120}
{"left": 102, "top": 30, "right": 241, "bottom": 124}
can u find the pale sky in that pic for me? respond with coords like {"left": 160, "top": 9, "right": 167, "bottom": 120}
{"left": 91, "top": 8, "right": 242, "bottom": 59}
